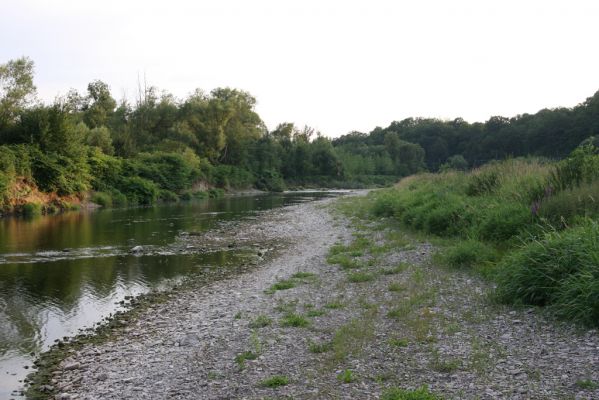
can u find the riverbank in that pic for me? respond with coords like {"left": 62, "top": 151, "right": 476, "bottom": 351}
{"left": 26, "top": 192, "right": 599, "bottom": 399}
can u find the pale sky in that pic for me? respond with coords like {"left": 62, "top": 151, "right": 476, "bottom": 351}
{"left": 2, "top": 0, "right": 598, "bottom": 137}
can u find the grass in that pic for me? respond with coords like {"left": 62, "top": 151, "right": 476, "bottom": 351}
{"left": 389, "top": 338, "right": 409, "bottom": 347}
{"left": 259, "top": 375, "right": 289, "bottom": 388}
{"left": 381, "top": 385, "right": 442, "bottom": 400}
{"left": 308, "top": 340, "right": 332, "bottom": 354}
{"left": 575, "top": 379, "right": 599, "bottom": 390}
{"left": 361, "top": 151, "right": 599, "bottom": 327}
{"left": 291, "top": 271, "right": 316, "bottom": 280}
{"left": 330, "top": 316, "right": 375, "bottom": 362}
{"left": 306, "top": 309, "right": 326, "bottom": 317}
{"left": 324, "top": 301, "right": 344, "bottom": 309}
{"left": 336, "top": 369, "right": 354, "bottom": 383}
{"left": 235, "top": 351, "right": 258, "bottom": 368}
{"left": 280, "top": 313, "right": 310, "bottom": 328}
{"left": 265, "top": 271, "right": 317, "bottom": 294}
{"left": 429, "top": 349, "right": 461, "bottom": 373}
{"left": 381, "top": 263, "right": 410, "bottom": 275}
{"left": 388, "top": 282, "right": 404, "bottom": 292}
{"left": 347, "top": 272, "right": 375, "bottom": 283}
{"left": 265, "top": 279, "right": 296, "bottom": 294}
{"left": 249, "top": 315, "right": 272, "bottom": 329}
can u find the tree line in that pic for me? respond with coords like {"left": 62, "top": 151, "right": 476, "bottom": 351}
{"left": 1, "top": 56, "right": 598, "bottom": 213}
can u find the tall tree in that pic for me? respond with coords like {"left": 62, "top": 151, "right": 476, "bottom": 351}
{"left": 0, "top": 57, "right": 37, "bottom": 131}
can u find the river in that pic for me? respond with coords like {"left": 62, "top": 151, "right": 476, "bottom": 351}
{"left": 0, "top": 191, "right": 342, "bottom": 398}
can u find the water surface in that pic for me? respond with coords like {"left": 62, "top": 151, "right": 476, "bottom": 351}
{"left": 0, "top": 191, "right": 341, "bottom": 398}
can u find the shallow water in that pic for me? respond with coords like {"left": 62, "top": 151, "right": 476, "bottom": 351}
{"left": 0, "top": 191, "right": 342, "bottom": 398}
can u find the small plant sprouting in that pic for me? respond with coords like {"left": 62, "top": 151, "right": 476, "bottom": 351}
{"left": 337, "top": 369, "right": 354, "bottom": 383}
{"left": 388, "top": 338, "right": 409, "bottom": 347}
{"left": 235, "top": 351, "right": 258, "bottom": 369}
{"left": 249, "top": 315, "right": 272, "bottom": 329}
{"left": 260, "top": 375, "right": 289, "bottom": 388}
{"left": 280, "top": 313, "right": 310, "bottom": 328}
{"left": 308, "top": 340, "right": 332, "bottom": 353}
{"left": 576, "top": 379, "right": 599, "bottom": 390}
{"left": 264, "top": 279, "right": 296, "bottom": 294}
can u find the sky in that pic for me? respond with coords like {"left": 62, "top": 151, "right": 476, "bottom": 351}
{"left": 1, "top": 0, "right": 599, "bottom": 138}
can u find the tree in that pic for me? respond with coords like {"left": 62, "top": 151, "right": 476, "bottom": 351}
{"left": 0, "top": 57, "right": 37, "bottom": 130}
{"left": 83, "top": 80, "right": 116, "bottom": 128}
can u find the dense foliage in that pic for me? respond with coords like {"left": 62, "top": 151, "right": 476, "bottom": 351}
{"left": 1, "top": 56, "right": 599, "bottom": 215}
{"left": 368, "top": 146, "right": 599, "bottom": 326}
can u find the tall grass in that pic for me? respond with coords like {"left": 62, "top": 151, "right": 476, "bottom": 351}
{"left": 368, "top": 149, "right": 599, "bottom": 327}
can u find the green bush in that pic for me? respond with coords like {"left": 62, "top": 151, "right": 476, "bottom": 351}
{"left": 255, "top": 169, "right": 286, "bottom": 192}
{"left": 110, "top": 190, "right": 127, "bottom": 207}
{"left": 477, "top": 203, "right": 531, "bottom": 243}
{"left": 91, "top": 192, "right": 112, "bottom": 207}
{"left": 371, "top": 189, "right": 402, "bottom": 217}
{"left": 538, "top": 180, "right": 599, "bottom": 226}
{"left": 466, "top": 170, "right": 500, "bottom": 196}
{"left": 208, "top": 188, "right": 225, "bottom": 198}
{"left": 437, "top": 239, "right": 497, "bottom": 269}
{"left": 118, "top": 176, "right": 158, "bottom": 205}
{"left": 126, "top": 152, "right": 198, "bottom": 193}
{"left": 159, "top": 190, "right": 179, "bottom": 203}
{"left": 21, "top": 202, "right": 42, "bottom": 217}
{"left": 496, "top": 221, "right": 599, "bottom": 326}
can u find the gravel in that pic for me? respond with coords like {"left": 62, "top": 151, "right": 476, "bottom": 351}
{"left": 40, "top": 193, "right": 599, "bottom": 400}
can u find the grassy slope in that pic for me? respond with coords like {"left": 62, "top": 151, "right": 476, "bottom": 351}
{"left": 367, "top": 150, "right": 599, "bottom": 327}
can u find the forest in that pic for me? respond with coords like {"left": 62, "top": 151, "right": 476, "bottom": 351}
{"left": 1, "top": 56, "right": 599, "bottom": 215}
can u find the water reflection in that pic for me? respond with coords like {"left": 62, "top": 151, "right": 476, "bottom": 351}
{"left": 0, "top": 191, "right": 341, "bottom": 397}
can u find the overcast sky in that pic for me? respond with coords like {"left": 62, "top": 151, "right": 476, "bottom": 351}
{"left": 2, "top": 0, "right": 598, "bottom": 137}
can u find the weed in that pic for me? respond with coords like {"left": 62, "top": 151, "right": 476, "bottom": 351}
{"left": 306, "top": 309, "right": 326, "bottom": 317}
{"left": 274, "top": 299, "right": 298, "bottom": 314}
{"left": 280, "top": 313, "right": 310, "bottom": 328}
{"left": 308, "top": 341, "right": 332, "bottom": 354}
{"left": 235, "top": 351, "right": 258, "bottom": 368}
{"left": 576, "top": 379, "right": 599, "bottom": 390}
{"left": 260, "top": 375, "right": 289, "bottom": 388}
{"left": 291, "top": 271, "right": 316, "bottom": 280}
{"left": 382, "top": 262, "right": 409, "bottom": 275}
{"left": 249, "top": 315, "right": 272, "bottom": 329}
{"left": 381, "top": 385, "right": 442, "bottom": 400}
{"left": 337, "top": 369, "right": 354, "bottom": 383}
{"left": 348, "top": 272, "right": 375, "bottom": 283}
{"left": 331, "top": 316, "right": 375, "bottom": 362}
{"left": 430, "top": 349, "right": 460, "bottom": 373}
{"left": 388, "top": 282, "right": 404, "bottom": 292}
{"left": 324, "top": 301, "right": 344, "bottom": 309}
{"left": 389, "top": 338, "right": 409, "bottom": 347}
{"left": 265, "top": 279, "right": 296, "bottom": 294}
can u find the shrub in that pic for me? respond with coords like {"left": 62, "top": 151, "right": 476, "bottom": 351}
{"left": 466, "top": 170, "right": 500, "bottom": 196}
{"left": 259, "top": 375, "right": 289, "bottom": 388}
{"left": 255, "top": 169, "right": 286, "bottom": 192}
{"left": 109, "top": 190, "right": 127, "bottom": 207}
{"left": 436, "top": 240, "right": 497, "bottom": 269}
{"left": 496, "top": 220, "right": 599, "bottom": 326}
{"left": 477, "top": 203, "right": 531, "bottom": 243}
{"left": 159, "top": 190, "right": 179, "bottom": 203}
{"left": 118, "top": 176, "right": 158, "bottom": 205}
{"left": 21, "top": 202, "right": 42, "bottom": 217}
{"left": 208, "top": 188, "right": 225, "bottom": 198}
{"left": 371, "top": 189, "right": 402, "bottom": 217}
{"left": 91, "top": 192, "right": 112, "bottom": 207}
{"left": 537, "top": 180, "right": 599, "bottom": 226}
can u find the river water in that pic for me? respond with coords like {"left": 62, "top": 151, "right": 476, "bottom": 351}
{"left": 0, "top": 192, "right": 340, "bottom": 398}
